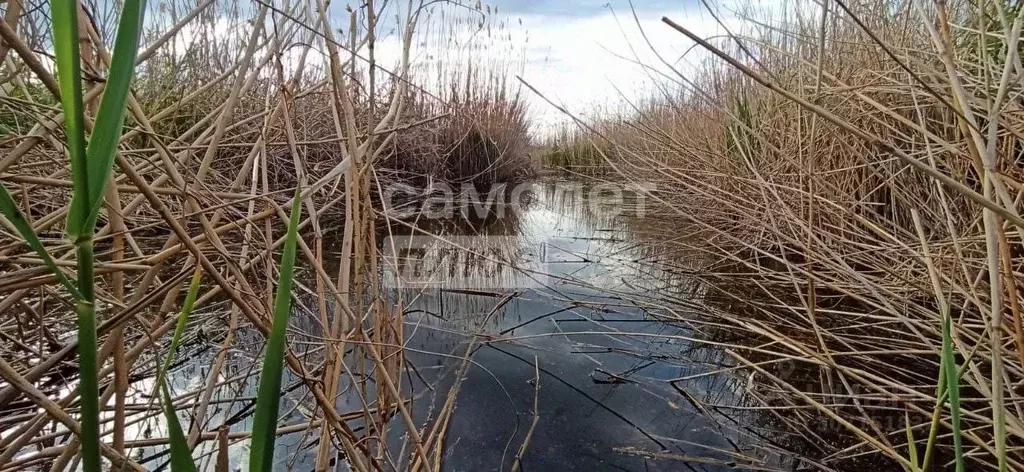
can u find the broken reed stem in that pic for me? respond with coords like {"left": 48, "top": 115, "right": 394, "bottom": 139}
{"left": 510, "top": 356, "right": 541, "bottom": 472}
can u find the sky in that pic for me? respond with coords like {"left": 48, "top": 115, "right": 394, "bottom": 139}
{"left": 139, "top": 0, "right": 759, "bottom": 134}
{"left": 364, "top": 0, "right": 752, "bottom": 133}
{"left": 500, "top": 0, "right": 719, "bottom": 131}
{"left": 458, "top": 0, "right": 753, "bottom": 132}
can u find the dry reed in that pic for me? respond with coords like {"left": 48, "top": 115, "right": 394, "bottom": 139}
{"left": 0, "top": 0, "right": 531, "bottom": 470}
{"left": 545, "top": 0, "right": 1024, "bottom": 469}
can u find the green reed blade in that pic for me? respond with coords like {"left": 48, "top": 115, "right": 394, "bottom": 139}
{"left": 941, "top": 307, "right": 964, "bottom": 472}
{"left": 249, "top": 193, "right": 303, "bottom": 472}
{"left": 146, "top": 267, "right": 202, "bottom": 471}
{"left": 905, "top": 409, "right": 920, "bottom": 472}
{"left": 160, "top": 381, "right": 198, "bottom": 472}
{"left": 82, "top": 0, "right": 146, "bottom": 233}
{"left": 49, "top": 0, "right": 89, "bottom": 240}
{"left": 921, "top": 357, "right": 946, "bottom": 472}
{"left": 0, "top": 184, "right": 80, "bottom": 298}
{"left": 912, "top": 210, "right": 964, "bottom": 472}
{"left": 50, "top": 0, "right": 145, "bottom": 468}
{"left": 158, "top": 267, "right": 203, "bottom": 384}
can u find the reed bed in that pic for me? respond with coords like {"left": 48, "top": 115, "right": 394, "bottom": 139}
{"left": 0, "top": 0, "right": 532, "bottom": 470}
{"left": 547, "top": 0, "right": 1024, "bottom": 469}
{"left": 538, "top": 125, "right": 608, "bottom": 176}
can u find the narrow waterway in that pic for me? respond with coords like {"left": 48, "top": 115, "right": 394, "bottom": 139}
{"left": 376, "top": 179, "right": 787, "bottom": 471}
{"left": 137, "top": 179, "right": 790, "bottom": 471}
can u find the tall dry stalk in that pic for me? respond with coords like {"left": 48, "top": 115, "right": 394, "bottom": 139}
{"left": 545, "top": 0, "right": 1024, "bottom": 469}
{"left": 0, "top": 0, "right": 521, "bottom": 469}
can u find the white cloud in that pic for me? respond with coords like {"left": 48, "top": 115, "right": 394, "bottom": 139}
{"left": 380, "top": 1, "right": 757, "bottom": 134}
{"left": 367, "top": 2, "right": 740, "bottom": 134}
{"left": 151, "top": 1, "right": 774, "bottom": 136}
{"left": 513, "top": 5, "right": 726, "bottom": 131}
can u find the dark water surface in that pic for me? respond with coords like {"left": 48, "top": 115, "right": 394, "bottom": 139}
{"left": 381, "top": 180, "right": 788, "bottom": 471}
{"left": 135, "top": 179, "right": 790, "bottom": 471}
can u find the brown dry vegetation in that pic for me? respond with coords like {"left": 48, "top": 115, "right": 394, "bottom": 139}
{"left": 0, "top": 0, "right": 531, "bottom": 470}
{"left": 549, "top": 0, "right": 1024, "bottom": 470}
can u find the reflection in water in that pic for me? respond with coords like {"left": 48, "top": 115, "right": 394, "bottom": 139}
{"left": 133, "top": 179, "right": 791, "bottom": 471}
{"left": 383, "top": 180, "right": 791, "bottom": 471}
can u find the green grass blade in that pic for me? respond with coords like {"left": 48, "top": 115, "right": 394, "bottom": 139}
{"left": 49, "top": 0, "right": 89, "bottom": 240}
{"left": 0, "top": 183, "right": 81, "bottom": 298}
{"left": 921, "top": 358, "right": 946, "bottom": 471}
{"left": 148, "top": 267, "right": 203, "bottom": 402}
{"left": 82, "top": 0, "right": 146, "bottom": 233}
{"left": 160, "top": 381, "right": 198, "bottom": 472}
{"left": 912, "top": 210, "right": 964, "bottom": 472}
{"left": 147, "top": 267, "right": 202, "bottom": 472}
{"left": 941, "top": 308, "right": 964, "bottom": 472}
{"left": 159, "top": 267, "right": 203, "bottom": 383}
{"left": 905, "top": 409, "right": 920, "bottom": 472}
{"left": 249, "top": 193, "right": 303, "bottom": 472}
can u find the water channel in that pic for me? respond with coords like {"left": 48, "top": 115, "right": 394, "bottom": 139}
{"left": 136, "top": 179, "right": 791, "bottom": 471}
